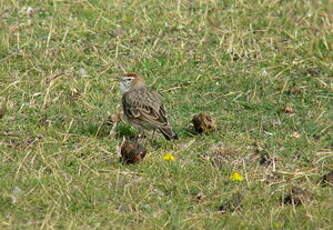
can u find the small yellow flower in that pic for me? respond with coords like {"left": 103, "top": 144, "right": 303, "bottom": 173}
{"left": 163, "top": 152, "right": 175, "bottom": 161}
{"left": 229, "top": 172, "right": 244, "bottom": 181}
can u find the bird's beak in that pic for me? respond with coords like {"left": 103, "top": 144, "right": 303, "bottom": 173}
{"left": 113, "top": 76, "right": 122, "bottom": 81}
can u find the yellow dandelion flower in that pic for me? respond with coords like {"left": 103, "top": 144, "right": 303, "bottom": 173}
{"left": 229, "top": 172, "right": 244, "bottom": 181}
{"left": 163, "top": 152, "right": 175, "bottom": 161}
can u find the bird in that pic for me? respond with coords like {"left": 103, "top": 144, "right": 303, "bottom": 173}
{"left": 0, "top": 97, "right": 7, "bottom": 120}
{"left": 116, "top": 73, "right": 178, "bottom": 140}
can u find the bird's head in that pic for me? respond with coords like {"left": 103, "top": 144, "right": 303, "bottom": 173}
{"left": 116, "top": 73, "right": 145, "bottom": 94}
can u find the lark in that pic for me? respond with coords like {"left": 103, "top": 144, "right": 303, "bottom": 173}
{"left": 116, "top": 73, "right": 178, "bottom": 140}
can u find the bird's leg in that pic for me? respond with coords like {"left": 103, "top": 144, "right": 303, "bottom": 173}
{"left": 109, "top": 121, "right": 118, "bottom": 137}
{"left": 151, "top": 130, "right": 156, "bottom": 139}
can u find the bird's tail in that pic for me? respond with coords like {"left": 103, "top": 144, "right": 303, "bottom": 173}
{"left": 159, "top": 126, "right": 178, "bottom": 141}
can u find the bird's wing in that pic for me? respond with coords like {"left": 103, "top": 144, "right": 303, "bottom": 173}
{"left": 122, "top": 88, "right": 169, "bottom": 127}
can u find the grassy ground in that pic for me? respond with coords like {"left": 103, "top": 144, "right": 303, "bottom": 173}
{"left": 0, "top": 0, "right": 332, "bottom": 229}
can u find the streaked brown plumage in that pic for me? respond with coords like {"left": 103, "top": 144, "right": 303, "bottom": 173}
{"left": 0, "top": 97, "right": 7, "bottom": 119}
{"left": 116, "top": 73, "right": 178, "bottom": 140}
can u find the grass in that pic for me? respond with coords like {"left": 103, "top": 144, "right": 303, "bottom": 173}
{"left": 0, "top": 0, "right": 332, "bottom": 229}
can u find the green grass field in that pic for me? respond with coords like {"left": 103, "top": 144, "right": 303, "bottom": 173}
{"left": 0, "top": 0, "right": 332, "bottom": 229}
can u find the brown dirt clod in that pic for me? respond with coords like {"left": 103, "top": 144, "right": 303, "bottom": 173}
{"left": 282, "top": 104, "right": 294, "bottom": 114}
{"left": 218, "top": 192, "right": 243, "bottom": 213}
{"left": 283, "top": 187, "right": 313, "bottom": 206}
{"left": 192, "top": 112, "right": 216, "bottom": 134}
{"left": 322, "top": 171, "right": 333, "bottom": 186}
{"left": 120, "top": 139, "right": 147, "bottom": 164}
